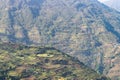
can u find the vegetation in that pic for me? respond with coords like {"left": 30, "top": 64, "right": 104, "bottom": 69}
{"left": 0, "top": 42, "right": 109, "bottom": 80}
{"left": 0, "top": 0, "right": 120, "bottom": 79}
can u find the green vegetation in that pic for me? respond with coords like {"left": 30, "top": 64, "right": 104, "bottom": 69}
{"left": 0, "top": 42, "right": 109, "bottom": 80}
{"left": 0, "top": 0, "right": 120, "bottom": 79}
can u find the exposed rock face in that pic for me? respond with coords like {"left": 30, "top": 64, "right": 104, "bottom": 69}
{"left": 0, "top": 0, "right": 120, "bottom": 79}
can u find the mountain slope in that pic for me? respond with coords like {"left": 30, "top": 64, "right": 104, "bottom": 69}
{"left": 0, "top": 42, "right": 109, "bottom": 80}
{"left": 0, "top": 0, "right": 120, "bottom": 79}
{"left": 103, "top": 0, "right": 120, "bottom": 12}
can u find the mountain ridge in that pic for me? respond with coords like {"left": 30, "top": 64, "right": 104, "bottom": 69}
{"left": 103, "top": 0, "right": 120, "bottom": 12}
{"left": 0, "top": 42, "right": 109, "bottom": 80}
{"left": 0, "top": 0, "right": 120, "bottom": 79}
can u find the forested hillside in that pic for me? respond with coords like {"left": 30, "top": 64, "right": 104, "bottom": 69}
{"left": 0, "top": 42, "right": 109, "bottom": 80}
{"left": 0, "top": 0, "right": 120, "bottom": 79}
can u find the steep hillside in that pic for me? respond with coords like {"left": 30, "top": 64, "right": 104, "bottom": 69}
{"left": 0, "top": 42, "right": 109, "bottom": 80}
{"left": 0, "top": 0, "right": 120, "bottom": 79}
{"left": 103, "top": 0, "right": 120, "bottom": 12}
